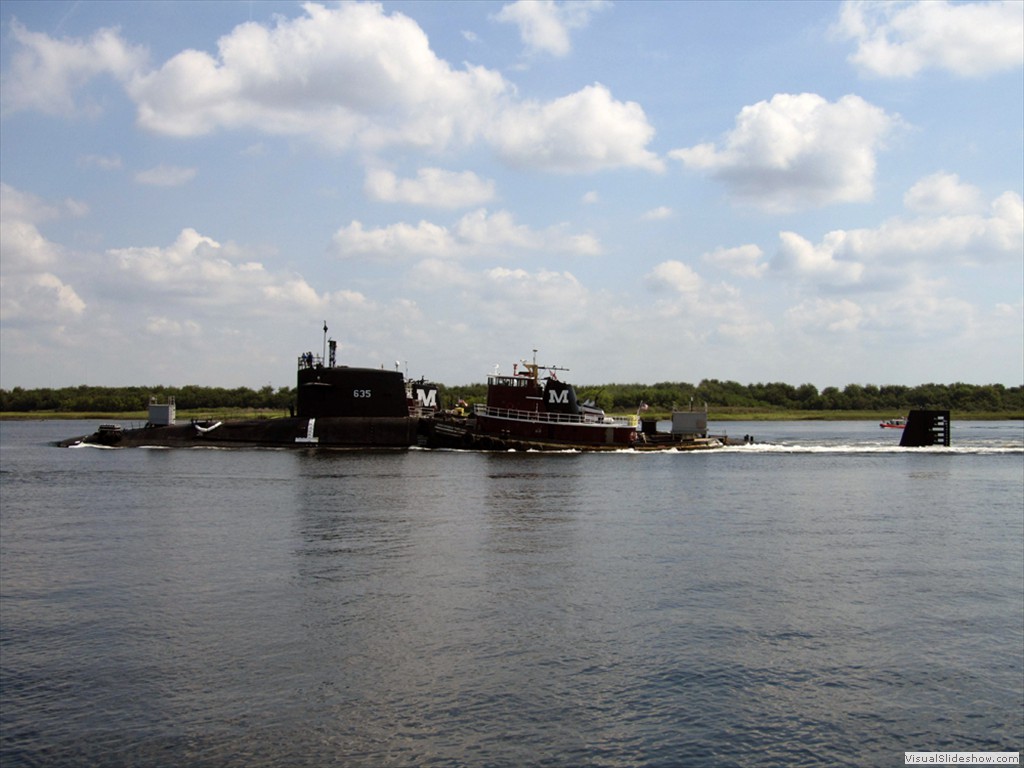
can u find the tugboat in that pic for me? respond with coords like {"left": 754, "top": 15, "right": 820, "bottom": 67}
{"left": 59, "top": 328, "right": 440, "bottom": 449}
{"left": 424, "top": 352, "right": 730, "bottom": 452}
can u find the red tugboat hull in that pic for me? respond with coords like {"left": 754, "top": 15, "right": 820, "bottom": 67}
{"left": 424, "top": 353, "right": 729, "bottom": 452}
{"left": 474, "top": 410, "right": 636, "bottom": 448}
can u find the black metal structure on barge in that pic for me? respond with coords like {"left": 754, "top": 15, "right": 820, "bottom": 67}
{"left": 899, "top": 410, "right": 951, "bottom": 447}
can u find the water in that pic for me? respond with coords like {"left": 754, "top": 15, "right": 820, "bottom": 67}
{"left": 2, "top": 420, "right": 1022, "bottom": 767}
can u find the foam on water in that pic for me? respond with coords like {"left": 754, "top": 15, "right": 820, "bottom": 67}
{"left": 720, "top": 442, "right": 1023, "bottom": 455}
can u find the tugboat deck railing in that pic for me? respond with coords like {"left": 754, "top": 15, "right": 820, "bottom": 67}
{"left": 474, "top": 404, "right": 635, "bottom": 427}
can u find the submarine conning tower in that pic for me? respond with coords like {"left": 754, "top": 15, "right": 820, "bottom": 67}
{"left": 296, "top": 351, "right": 409, "bottom": 419}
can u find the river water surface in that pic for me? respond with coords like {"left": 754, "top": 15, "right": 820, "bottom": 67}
{"left": 1, "top": 420, "right": 1021, "bottom": 767}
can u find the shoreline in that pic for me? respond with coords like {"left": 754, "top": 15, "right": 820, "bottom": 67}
{"left": 3, "top": 410, "right": 1021, "bottom": 422}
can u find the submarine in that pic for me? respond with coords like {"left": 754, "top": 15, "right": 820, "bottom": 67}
{"left": 59, "top": 333, "right": 440, "bottom": 450}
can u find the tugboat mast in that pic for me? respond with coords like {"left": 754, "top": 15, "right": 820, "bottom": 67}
{"left": 523, "top": 349, "right": 569, "bottom": 380}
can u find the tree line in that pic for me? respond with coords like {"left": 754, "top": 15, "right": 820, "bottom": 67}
{"left": 446, "top": 380, "right": 1022, "bottom": 414}
{"left": 0, "top": 384, "right": 294, "bottom": 413}
{"left": 1, "top": 380, "right": 1020, "bottom": 414}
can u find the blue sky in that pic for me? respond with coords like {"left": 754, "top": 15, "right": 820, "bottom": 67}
{"left": 1, "top": 0, "right": 1021, "bottom": 390}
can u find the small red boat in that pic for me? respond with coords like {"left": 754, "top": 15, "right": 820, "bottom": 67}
{"left": 880, "top": 417, "right": 907, "bottom": 429}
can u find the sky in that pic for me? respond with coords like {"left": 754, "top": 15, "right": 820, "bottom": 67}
{"left": 1, "top": 0, "right": 1022, "bottom": 391}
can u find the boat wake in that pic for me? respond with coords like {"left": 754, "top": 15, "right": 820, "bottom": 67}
{"left": 711, "top": 442, "right": 1022, "bottom": 455}
{"left": 442, "top": 442, "right": 1023, "bottom": 456}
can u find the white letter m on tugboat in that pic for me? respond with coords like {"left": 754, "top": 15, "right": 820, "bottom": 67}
{"left": 548, "top": 390, "right": 569, "bottom": 405}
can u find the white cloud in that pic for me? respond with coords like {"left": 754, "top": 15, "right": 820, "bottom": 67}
{"left": 471, "top": 265, "right": 596, "bottom": 340}
{"left": 483, "top": 265, "right": 585, "bottom": 303}
{"left": 110, "top": 228, "right": 312, "bottom": 310}
{"left": 496, "top": 0, "right": 610, "bottom": 57}
{"left": 639, "top": 262, "right": 767, "bottom": 345}
{"left": 868, "top": 280, "right": 977, "bottom": 336}
{"left": 786, "top": 298, "right": 864, "bottom": 333}
{"left": 1, "top": 218, "right": 443, "bottom": 385}
{"left": 835, "top": 0, "right": 1024, "bottom": 78}
{"left": 0, "top": 218, "right": 61, "bottom": 272}
{"left": 135, "top": 164, "right": 197, "bottom": 187}
{"left": 645, "top": 260, "right": 702, "bottom": 294}
{"left": 641, "top": 206, "right": 673, "bottom": 221}
{"left": 3, "top": 187, "right": 92, "bottom": 224}
{"left": 0, "top": 184, "right": 86, "bottom": 323}
{"left": 774, "top": 230, "right": 867, "bottom": 286}
{"left": 1, "top": 21, "right": 147, "bottom": 115}
{"left": 784, "top": 280, "right": 980, "bottom": 341}
{"left": 408, "top": 261, "right": 761, "bottom": 383}
{"left": 96, "top": 229, "right": 413, "bottom": 353}
{"left": 716, "top": 317, "right": 775, "bottom": 342}
{"left": 882, "top": 190, "right": 1024, "bottom": 259}
{"left": 261, "top": 278, "right": 324, "bottom": 307}
{"left": 8, "top": 4, "right": 661, "bottom": 174}
{"left": 408, "top": 257, "right": 475, "bottom": 290}
{"left": 455, "top": 208, "right": 541, "bottom": 249}
{"left": 401, "top": 259, "right": 598, "bottom": 359}
{"left": 903, "top": 172, "right": 985, "bottom": 215}
{"left": 106, "top": 228, "right": 375, "bottom": 330}
{"left": 702, "top": 245, "right": 767, "bottom": 278}
{"left": 0, "top": 272, "right": 86, "bottom": 322}
{"left": 770, "top": 279, "right": 1009, "bottom": 384}
{"left": 670, "top": 93, "right": 897, "bottom": 212}
{"left": 77, "top": 153, "right": 123, "bottom": 171}
{"left": 490, "top": 83, "right": 664, "bottom": 173}
{"left": 333, "top": 219, "right": 454, "bottom": 259}
{"left": 145, "top": 317, "right": 202, "bottom": 338}
{"left": 773, "top": 186, "right": 1024, "bottom": 285}
{"left": 3, "top": 4, "right": 1019, "bottom": 389}
{"left": 364, "top": 167, "right": 496, "bottom": 208}
{"left": 126, "top": 2, "right": 508, "bottom": 149}
{"left": 332, "top": 208, "right": 601, "bottom": 260}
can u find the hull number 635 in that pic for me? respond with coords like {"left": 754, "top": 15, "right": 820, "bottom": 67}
{"left": 353, "top": 389, "right": 372, "bottom": 398}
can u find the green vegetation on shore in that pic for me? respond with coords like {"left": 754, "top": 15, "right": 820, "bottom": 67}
{"left": 0, "top": 408, "right": 290, "bottom": 422}
{"left": 2, "top": 380, "right": 1021, "bottom": 420}
{"left": 456, "top": 380, "right": 1023, "bottom": 417}
{"left": 4, "top": 408, "right": 1019, "bottom": 422}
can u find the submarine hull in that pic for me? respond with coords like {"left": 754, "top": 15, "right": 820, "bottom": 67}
{"left": 59, "top": 416, "right": 423, "bottom": 449}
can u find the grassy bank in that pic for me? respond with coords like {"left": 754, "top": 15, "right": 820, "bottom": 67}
{"left": 702, "top": 408, "right": 1022, "bottom": 421}
{"left": 621, "top": 408, "right": 1022, "bottom": 421}
{"left": 0, "top": 408, "right": 291, "bottom": 422}
{"left": 3, "top": 408, "right": 1020, "bottom": 421}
